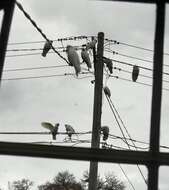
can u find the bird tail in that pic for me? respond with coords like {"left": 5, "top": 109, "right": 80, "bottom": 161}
{"left": 42, "top": 51, "right": 47, "bottom": 57}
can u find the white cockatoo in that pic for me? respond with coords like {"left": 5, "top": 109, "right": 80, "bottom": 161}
{"left": 66, "top": 45, "right": 81, "bottom": 76}
{"left": 86, "top": 39, "right": 97, "bottom": 50}
{"left": 41, "top": 122, "right": 59, "bottom": 140}
{"left": 81, "top": 48, "right": 92, "bottom": 70}
{"left": 65, "top": 124, "right": 76, "bottom": 139}
{"left": 103, "top": 86, "right": 111, "bottom": 98}
{"left": 101, "top": 126, "right": 109, "bottom": 141}
{"left": 42, "top": 40, "right": 53, "bottom": 57}
{"left": 103, "top": 57, "right": 113, "bottom": 74}
{"left": 132, "top": 65, "right": 139, "bottom": 82}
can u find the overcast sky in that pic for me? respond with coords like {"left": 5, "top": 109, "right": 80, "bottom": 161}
{"left": 0, "top": 0, "right": 169, "bottom": 190}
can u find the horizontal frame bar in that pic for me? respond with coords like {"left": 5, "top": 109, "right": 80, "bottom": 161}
{"left": 97, "top": 0, "right": 169, "bottom": 3}
{"left": 0, "top": 141, "right": 169, "bottom": 166}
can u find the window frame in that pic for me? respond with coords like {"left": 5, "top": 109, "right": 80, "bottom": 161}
{"left": 0, "top": 1, "right": 169, "bottom": 190}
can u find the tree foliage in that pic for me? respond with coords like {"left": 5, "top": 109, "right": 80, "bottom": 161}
{"left": 81, "top": 171, "right": 125, "bottom": 190}
{"left": 38, "top": 170, "right": 83, "bottom": 190}
{"left": 12, "top": 179, "right": 33, "bottom": 190}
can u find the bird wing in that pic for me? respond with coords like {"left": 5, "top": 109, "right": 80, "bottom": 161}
{"left": 41, "top": 122, "right": 54, "bottom": 131}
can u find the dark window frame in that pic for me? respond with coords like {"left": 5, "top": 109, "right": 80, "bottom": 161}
{"left": 0, "top": 1, "right": 169, "bottom": 190}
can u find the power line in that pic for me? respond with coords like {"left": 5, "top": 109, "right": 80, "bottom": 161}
{"left": 6, "top": 45, "right": 83, "bottom": 52}
{"left": 105, "top": 39, "right": 169, "bottom": 56}
{"left": 0, "top": 131, "right": 92, "bottom": 135}
{"left": 3, "top": 65, "right": 68, "bottom": 72}
{"left": 109, "top": 75, "right": 169, "bottom": 92}
{"left": 2, "top": 71, "right": 92, "bottom": 81}
{"left": 15, "top": 1, "right": 69, "bottom": 65}
{"left": 109, "top": 133, "right": 169, "bottom": 150}
{"left": 110, "top": 58, "right": 169, "bottom": 76}
{"left": 6, "top": 50, "right": 60, "bottom": 58}
{"left": 105, "top": 49, "right": 169, "bottom": 68}
{"left": 118, "top": 164, "right": 137, "bottom": 190}
{"left": 113, "top": 66, "right": 169, "bottom": 84}
{"left": 7, "top": 35, "right": 92, "bottom": 46}
{"left": 105, "top": 95, "right": 130, "bottom": 147}
{"left": 104, "top": 93, "right": 147, "bottom": 185}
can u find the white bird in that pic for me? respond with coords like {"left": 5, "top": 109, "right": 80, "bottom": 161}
{"left": 103, "top": 57, "right": 113, "bottom": 74}
{"left": 86, "top": 39, "right": 97, "bottom": 50}
{"left": 101, "top": 126, "right": 109, "bottom": 141}
{"left": 132, "top": 65, "right": 140, "bottom": 82}
{"left": 41, "top": 122, "right": 59, "bottom": 140}
{"left": 65, "top": 124, "right": 76, "bottom": 139}
{"left": 42, "top": 40, "right": 53, "bottom": 57}
{"left": 103, "top": 86, "right": 111, "bottom": 98}
{"left": 81, "top": 49, "right": 92, "bottom": 70}
{"left": 66, "top": 45, "right": 81, "bottom": 76}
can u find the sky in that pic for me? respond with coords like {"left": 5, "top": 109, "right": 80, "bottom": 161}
{"left": 0, "top": 0, "right": 169, "bottom": 190}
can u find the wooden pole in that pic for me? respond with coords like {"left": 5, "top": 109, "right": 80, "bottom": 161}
{"left": 88, "top": 32, "right": 104, "bottom": 190}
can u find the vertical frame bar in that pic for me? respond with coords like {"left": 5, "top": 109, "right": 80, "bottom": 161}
{"left": 0, "top": 0, "right": 15, "bottom": 82}
{"left": 149, "top": 1, "right": 165, "bottom": 190}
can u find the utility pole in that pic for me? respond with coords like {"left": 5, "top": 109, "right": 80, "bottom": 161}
{"left": 88, "top": 32, "right": 104, "bottom": 190}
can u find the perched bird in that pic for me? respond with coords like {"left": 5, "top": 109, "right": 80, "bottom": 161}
{"left": 65, "top": 124, "right": 76, "bottom": 139}
{"left": 66, "top": 45, "right": 81, "bottom": 76}
{"left": 86, "top": 39, "right": 97, "bottom": 50}
{"left": 101, "top": 126, "right": 109, "bottom": 141}
{"left": 42, "top": 40, "right": 53, "bottom": 57}
{"left": 103, "top": 86, "right": 111, "bottom": 98}
{"left": 41, "top": 122, "right": 59, "bottom": 140}
{"left": 81, "top": 48, "right": 92, "bottom": 69}
{"left": 103, "top": 57, "right": 113, "bottom": 74}
{"left": 132, "top": 65, "right": 140, "bottom": 82}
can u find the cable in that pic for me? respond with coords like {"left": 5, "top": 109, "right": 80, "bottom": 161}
{"left": 0, "top": 131, "right": 92, "bottom": 135}
{"left": 104, "top": 39, "right": 169, "bottom": 56}
{"left": 6, "top": 51, "right": 56, "bottom": 58}
{"left": 15, "top": 1, "right": 69, "bottom": 65}
{"left": 113, "top": 66, "right": 169, "bottom": 84}
{"left": 106, "top": 56, "right": 169, "bottom": 77}
{"left": 118, "top": 164, "right": 136, "bottom": 190}
{"left": 110, "top": 75, "right": 169, "bottom": 92}
{"left": 111, "top": 57, "right": 169, "bottom": 79}
{"left": 104, "top": 93, "right": 148, "bottom": 185}
{"left": 105, "top": 95, "right": 130, "bottom": 147}
{"left": 7, "top": 35, "right": 92, "bottom": 46}
{"left": 2, "top": 71, "right": 92, "bottom": 81}
{"left": 3, "top": 65, "right": 68, "bottom": 72}
{"left": 6, "top": 45, "right": 83, "bottom": 52}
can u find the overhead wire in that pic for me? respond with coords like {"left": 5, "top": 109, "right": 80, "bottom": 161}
{"left": 104, "top": 38, "right": 169, "bottom": 57}
{"left": 109, "top": 58, "right": 169, "bottom": 76}
{"left": 104, "top": 93, "right": 148, "bottom": 185}
{"left": 15, "top": 1, "right": 69, "bottom": 65}
{"left": 109, "top": 75, "right": 169, "bottom": 92}
{"left": 1, "top": 71, "right": 92, "bottom": 81}
{"left": 3, "top": 65, "right": 69, "bottom": 72}
{"left": 7, "top": 35, "right": 93, "bottom": 46}
{"left": 113, "top": 66, "right": 169, "bottom": 84}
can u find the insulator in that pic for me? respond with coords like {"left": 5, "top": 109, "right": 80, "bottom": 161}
{"left": 81, "top": 49, "right": 92, "bottom": 69}
{"left": 132, "top": 65, "right": 139, "bottom": 82}
{"left": 101, "top": 126, "right": 109, "bottom": 141}
{"left": 42, "top": 40, "right": 53, "bottom": 57}
{"left": 66, "top": 45, "right": 81, "bottom": 76}
{"left": 103, "top": 86, "right": 111, "bottom": 98}
{"left": 103, "top": 57, "right": 113, "bottom": 73}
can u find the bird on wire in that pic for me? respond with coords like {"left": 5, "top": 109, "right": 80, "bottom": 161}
{"left": 41, "top": 122, "right": 59, "bottom": 140}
